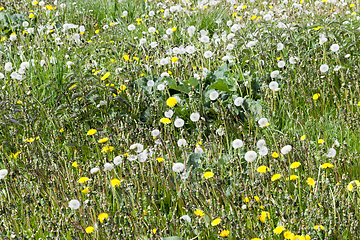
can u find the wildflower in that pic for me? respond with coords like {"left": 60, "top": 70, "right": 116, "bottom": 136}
{"left": 190, "top": 112, "right": 200, "bottom": 122}
{"left": 290, "top": 162, "right": 301, "bottom": 169}
{"left": 209, "top": 90, "right": 219, "bottom": 100}
{"left": 113, "top": 156, "right": 123, "bottom": 165}
{"left": 177, "top": 139, "right": 187, "bottom": 147}
{"left": 85, "top": 226, "right": 94, "bottom": 233}
{"left": 211, "top": 218, "right": 221, "bottom": 226}
{"left": 313, "top": 93, "right": 320, "bottom": 100}
{"left": 314, "top": 225, "right": 324, "bottom": 231}
{"left": 90, "top": 167, "right": 100, "bottom": 174}
{"left": 232, "top": 139, "right": 243, "bottom": 149}
{"left": 151, "top": 129, "right": 160, "bottom": 137}
{"left": 173, "top": 163, "right": 185, "bottom": 173}
{"left": 0, "top": 169, "right": 8, "bottom": 179}
{"left": 271, "top": 174, "right": 282, "bottom": 181}
{"left": 259, "top": 147, "right": 268, "bottom": 156}
{"left": 307, "top": 178, "right": 316, "bottom": 187}
{"left": 157, "top": 157, "right": 164, "bottom": 162}
{"left": 194, "top": 209, "right": 205, "bottom": 217}
{"left": 234, "top": 97, "right": 244, "bottom": 106}
{"left": 245, "top": 151, "right": 257, "bottom": 163}
{"left": 281, "top": 145, "right": 292, "bottom": 154}
{"left": 68, "top": 199, "right": 81, "bottom": 210}
{"left": 81, "top": 187, "right": 89, "bottom": 193}
{"left": 330, "top": 44, "right": 339, "bottom": 52}
{"left": 160, "top": 118, "right": 171, "bottom": 124}
{"left": 104, "top": 163, "right": 114, "bottom": 171}
{"left": 269, "top": 81, "right": 280, "bottom": 91}
{"left": 220, "top": 230, "right": 230, "bottom": 237}
{"left": 174, "top": 118, "right": 184, "bottom": 128}
{"left": 87, "top": 129, "right": 97, "bottom": 136}
{"left": 111, "top": 178, "right": 121, "bottom": 187}
{"left": 152, "top": 228, "right": 156, "bottom": 234}
{"left": 320, "top": 163, "right": 334, "bottom": 169}
{"left": 327, "top": 148, "right": 336, "bottom": 158}
{"left": 258, "top": 118, "right": 269, "bottom": 128}
{"left": 171, "top": 57, "right": 179, "bottom": 63}
{"left": 318, "top": 139, "right": 325, "bottom": 144}
{"left": 320, "top": 64, "right": 329, "bottom": 73}
{"left": 98, "top": 213, "right": 109, "bottom": 223}
{"left": 272, "top": 152, "right": 279, "bottom": 158}
{"left": 98, "top": 137, "right": 109, "bottom": 143}
{"left": 273, "top": 226, "right": 285, "bottom": 234}
{"left": 259, "top": 211, "right": 270, "bottom": 223}
{"left": 301, "top": 135, "right": 306, "bottom": 140}
{"left": 257, "top": 166, "right": 269, "bottom": 173}
{"left": 180, "top": 215, "right": 191, "bottom": 223}
{"left": 284, "top": 231, "right": 294, "bottom": 239}
{"left": 204, "top": 171, "right": 214, "bottom": 179}
{"left": 78, "top": 177, "right": 90, "bottom": 183}
{"left": 166, "top": 97, "right": 177, "bottom": 107}
{"left": 287, "top": 175, "right": 299, "bottom": 180}
{"left": 72, "top": 161, "right": 79, "bottom": 167}
{"left": 204, "top": 51, "right": 213, "bottom": 58}
{"left": 101, "top": 72, "right": 110, "bottom": 80}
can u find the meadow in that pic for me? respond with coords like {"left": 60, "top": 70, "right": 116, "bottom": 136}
{"left": 1, "top": 0, "right": 360, "bottom": 239}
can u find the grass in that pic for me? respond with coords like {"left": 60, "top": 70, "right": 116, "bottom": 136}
{"left": 1, "top": 0, "right": 360, "bottom": 239}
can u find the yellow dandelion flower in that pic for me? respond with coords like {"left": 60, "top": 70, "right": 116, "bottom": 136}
{"left": 271, "top": 174, "right": 282, "bottom": 181}
{"left": 98, "top": 213, "right": 109, "bottom": 223}
{"left": 204, "top": 171, "right": 214, "bottom": 179}
{"left": 120, "top": 85, "right": 126, "bottom": 91}
{"left": 123, "top": 55, "right": 129, "bottom": 61}
{"left": 101, "top": 72, "right": 110, "bottom": 80}
{"left": 111, "top": 178, "right": 121, "bottom": 187}
{"left": 320, "top": 163, "right": 334, "bottom": 169}
{"left": 85, "top": 226, "right": 94, "bottom": 233}
{"left": 72, "top": 161, "right": 79, "bottom": 167}
{"left": 290, "top": 162, "right": 301, "bottom": 169}
{"left": 171, "top": 57, "right": 179, "bottom": 63}
{"left": 194, "top": 209, "right": 205, "bottom": 217}
{"left": 78, "top": 177, "right": 90, "bottom": 183}
{"left": 220, "top": 230, "right": 230, "bottom": 237}
{"left": 257, "top": 166, "right": 269, "bottom": 173}
{"left": 286, "top": 175, "right": 299, "bottom": 180}
{"left": 313, "top": 93, "right": 320, "bottom": 100}
{"left": 29, "top": 13, "right": 35, "bottom": 18}
{"left": 152, "top": 228, "right": 156, "bottom": 234}
{"left": 82, "top": 187, "right": 89, "bottom": 193}
{"left": 254, "top": 196, "right": 260, "bottom": 202}
{"left": 98, "top": 137, "right": 109, "bottom": 143}
{"left": 307, "top": 178, "right": 316, "bottom": 187}
{"left": 211, "top": 218, "right": 221, "bottom": 226}
{"left": 273, "top": 226, "right": 285, "bottom": 234}
{"left": 157, "top": 157, "right": 164, "bottom": 162}
{"left": 314, "top": 225, "right": 324, "bottom": 231}
{"left": 284, "top": 231, "right": 294, "bottom": 239}
{"left": 87, "top": 129, "right": 97, "bottom": 136}
{"left": 160, "top": 118, "right": 171, "bottom": 124}
{"left": 166, "top": 97, "right": 177, "bottom": 107}
{"left": 272, "top": 152, "right": 279, "bottom": 158}
{"left": 318, "top": 139, "right": 325, "bottom": 144}
{"left": 347, "top": 182, "right": 354, "bottom": 191}
{"left": 300, "top": 135, "right": 306, "bottom": 140}
{"left": 258, "top": 211, "right": 270, "bottom": 223}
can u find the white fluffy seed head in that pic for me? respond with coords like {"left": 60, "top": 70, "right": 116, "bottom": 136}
{"left": 172, "top": 163, "right": 185, "bottom": 173}
{"left": 232, "top": 139, "right": 244, "bottom": 149}
{"left": 245, "top": 151, "right": 257, "bottom": 163}
{"left": 281, "top": 145, "right": 292, "bottom": 155}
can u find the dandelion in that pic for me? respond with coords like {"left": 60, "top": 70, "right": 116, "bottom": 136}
{"left": 273, "top": 226, "right": 285, "bottom": 234}
{"left": 180, "top": 215, "right": 191, "bottom": 223}
{"left": 177, "top": 139, "right": 187, "bottom": 147}
{"left": 164, "top": 110, "right": 174, "bottom": 118}
{"left": 301, "top": 135, "right": 306, "bottom": 141}
{"left": 245, "top": 151, "right": 257, "bottom": 163}
{"left": 174, "top": 118, "right": 184, "bottom": 128}
{"left": 204, "top": 171, "right": 214, "bottom": 179}
{"left": 113, "top": 156, "right": 123, "bottom": 165}
{"left": 166, "top": 97, "right": 177, "bottom": 107}
{"left": 327, "top": 148, "right": 336, "bottom": 158}
{"left": 320, "top": 64, "right": 329, "bottom": 73}
{"left": 157, "top": 157, "right": 164, "bottom": 162}
{"left": 232, "top": 139, "right": 243, "bottom": 149}
{"left": 98, "top": 137, "right": 109, "bottom": 143}
{"left": 98, "top": 213, "right": 109, "bottom": 223}
{"left": 320, "top": 163, "right": 334, "bottom": 169}
{"left": 68, "top": 199, "right": 81, "bottom": 210}
{"left": 72, "top": 161, "right": 79, "bottom": 167}
{"left": 330, "top": 44, "right": 339, "bottom": 52}
{"left": 314, "top": 225, "right": 324, "bottom": 231}
{"left": 258, "top": 118, "right": 269, "bottom": 128}
{"left": 271, "top": 174, "right": 282, "bottom": 181}
{"left": 190, "top": 112, "right": 200, "bottom": 122}
{"left": 85, "top": 226, "right": 94, "bottom": 233}
{"left": 290, "top": 162, "right": 301, "bottom": 169}
{"left": 219, "top": 230, "right": 230, "bottom": 237}
{"left": 160, "top": 118, "right": 171, "bottom": 124}
{"left": 90, "top": 167, "right": 100, "bottom": 174}
{"left": 284, "top": 231, "right": 294, "bottom": 239}
{"left": 281, "top": 145, "right": 292, "bottom": 154}
{"left": 307, "top": 178, "right": 316, "bottom": 187}
{"left": 272, "top": 152, "right": 279, "bottom": 158}
{"left": 259, "top": 211, "right": 270, "bottom": 223}
{"left": 211, "top": 218, "right": 221, "bottom": 226}
{"left": 204, "top": 51, "right": 213, "bottom": 58}
{"left": 209, "top": 90, "right": 219, "bottom": 100}
{"left": 78, "top": 177, "right": 90, "bottom": 183}
{"left": 234, "top": 97, "right": 244, "bottom": 106}
{"left": 269, "top": 81, "right": 280, "bottom": 91}
{"left": 0, "top": 169, "right": 8, "bottom": 179}
{"left": 81, "top": 187, "right": 89, "bottom": 194}
{"left": 287, "top": 175, "right": 299, "bottom": 180}
{"left": 194, "top": 209, "right": 205, "bottom": 217}
{"left": 318, "top": 139, "right": 325, "bottom": 144}
{"left": 104, "top": 163, "right": 114, "bottom": 171}
{"left": 101, "top": 72, "right": 110, "bottom": 80}
{"left": 128, "top": 24, "right": 135, "bottom": 31}
{"left": 111, "top": 178, "right": 121, "bottom": 187}
{"left": 313, "top": 93, "right": 320, "bottom": 100}
{"left": 173, "top": 163, "right": 185, "bottom": 173}
{"left": 259, "top": 147, "right": 268, "bottom": 156}
{"left": 87, "top": 129, "right": 97, "bottom": 136}
{"left": 257, "top": 166, "right": 269, "bottom": 173}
